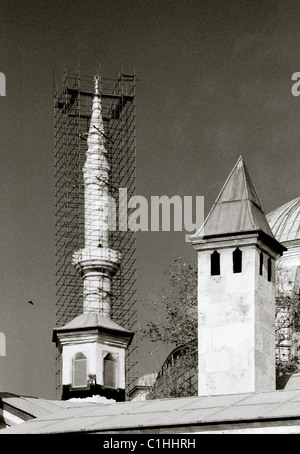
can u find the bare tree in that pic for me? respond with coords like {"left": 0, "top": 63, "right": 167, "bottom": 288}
{"left": 275, "top": 294, "right": 300, "bottom": 379}
{"left": 141, "top": 258, "right": 198, "bottom": 399}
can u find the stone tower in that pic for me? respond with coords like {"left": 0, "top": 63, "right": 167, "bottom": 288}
{"left": 53, "top": 76, "right": 133, "bottom": 401}
{"left": 190, "top": 156, "right": 285, "bottom": 396}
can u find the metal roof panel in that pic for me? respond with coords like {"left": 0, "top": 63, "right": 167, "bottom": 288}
{"left": 191, "top": 156, "right": 276, "bottom": 241}
{"left": 3, "top": 389, "right": 300, "bottom": 434}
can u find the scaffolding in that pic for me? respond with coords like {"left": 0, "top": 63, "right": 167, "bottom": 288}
{"left": 53, "top": 64, "right": 138, "bottom": 399}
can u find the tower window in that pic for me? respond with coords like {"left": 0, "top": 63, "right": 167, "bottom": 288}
{"left": 233, "top": 248, "right": 242, "bottom": 273}
{"left": 210, "top": 251, "right": 220, "bottom": 276}
{"left": 103, "top": 353, "right": 117, "bottom": 388}
{"left": 73, "top": 352, "right": 87, "bottom": 388}
{"left": 267, "top": 257, "right": 272, "bottom": 282}
{"left": 259, "top": 251, "right": 263, "bottom": 276}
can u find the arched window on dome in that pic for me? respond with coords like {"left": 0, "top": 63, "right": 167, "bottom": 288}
{"left": 72, "top": 352, "right": 87, "bottom": 388}
{"left": 259, "top": 251, "right": 264, "bottom": 276}
{"left": 103, "top": 353, "right": 117, "bottom": 389}
{"left": 211, "top": 251, "right": 220, "bottom": 276}
{"left": 233, "top": 248, "right": 242, "bottom": 273}
{"left": 267, "top": 257, "right": 272, "bottom": 282}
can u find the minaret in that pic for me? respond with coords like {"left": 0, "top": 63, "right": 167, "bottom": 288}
{"left": 190, "top": 156, "right": 286, "bottom": 396}
{"left": 73, "top": 75, "right": 120, "bottom": 316}
{"left": 53, "top": 76, "right": 133, "bottom": 401}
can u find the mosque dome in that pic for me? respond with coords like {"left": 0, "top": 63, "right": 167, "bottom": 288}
{"left": 267, "top": 196, "right": 300, "bottom": 297}
{"left": 267, "top": 196, "right": 300, "bottom": 244}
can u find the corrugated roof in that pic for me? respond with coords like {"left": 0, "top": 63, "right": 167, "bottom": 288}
{"left": 191, "top": 156, "right": 275, "bottom": 241}
{"left": 3, "top": 388, "right": 300, "bottom": 434}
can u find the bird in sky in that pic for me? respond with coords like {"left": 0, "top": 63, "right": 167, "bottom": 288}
{"left": 27, "top": 301, "right": 34, "bottom": 305}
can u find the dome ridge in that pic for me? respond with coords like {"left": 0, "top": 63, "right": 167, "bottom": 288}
{"left": 267, "top": 196, "right": 300, "bottom": 243}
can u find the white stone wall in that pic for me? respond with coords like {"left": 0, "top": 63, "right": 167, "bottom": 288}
{"left": 197, "top": 238, "right": 277, "bottom": 396}
{"left": 60, "top": 333, "right": 126, "bottom": 390}
{"left": 255, "top": 248, "right": 276, "bottom": 391}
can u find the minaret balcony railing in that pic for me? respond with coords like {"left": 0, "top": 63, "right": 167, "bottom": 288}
{"left": 72, "top": 247, "right": 121, "bottom": 276}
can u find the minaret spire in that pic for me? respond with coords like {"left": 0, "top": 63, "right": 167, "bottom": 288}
{"left": 72, "top": 75, "right": 120, "bottom": 316}
{"left": 87, "top": 75, "right": 105, "bottom": 152}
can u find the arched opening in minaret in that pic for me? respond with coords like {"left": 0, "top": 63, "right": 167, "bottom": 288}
{"left": 72, "top": 352, "right": 87, "bottom": 388}
{"left": 103, "top": 353, "right": 117, "bottom": 388}
{"left": 233, "top": 248, "right": 242, "bottom": 273}
{"left": 210, "top": 250, "right": 220, "bottom": 276}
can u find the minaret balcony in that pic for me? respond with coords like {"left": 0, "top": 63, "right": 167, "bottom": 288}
{"left": 72, "top": 247, "right": 121, "bottom": 276}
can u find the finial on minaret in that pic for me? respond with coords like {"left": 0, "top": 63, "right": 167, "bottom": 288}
{"left": 94, "top": 75, "right": 100, "bottom": 95}
{"left": 88, "top": 75, "right": 105, "bottom": 150}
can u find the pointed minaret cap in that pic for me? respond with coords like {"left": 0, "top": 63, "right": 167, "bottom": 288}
{"left": 191, "top": 156, "right": 286, "bottom": 253}
{"left": 87, "top": 75, "right": 105, "bottom": 150}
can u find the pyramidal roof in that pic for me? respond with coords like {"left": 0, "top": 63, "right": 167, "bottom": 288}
{"left": 191, "top": 156, "right": 276, "bottom": 241}
{"left": 52, "top": 313, "right": 133, "bottom": 343}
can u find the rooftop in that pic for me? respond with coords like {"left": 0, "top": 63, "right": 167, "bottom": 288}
{"left": 52, "top": 312, "right": 134, "bottom": 343}
{"left": 3, "top": 388, "right": 300, "bottom": 434}
{"left": 0, "top": 393, "right": 101, "bottom": 429}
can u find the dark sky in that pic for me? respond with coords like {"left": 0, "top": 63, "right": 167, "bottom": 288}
{"left": 0, "top": 0, "right": 299, "bottom": 399}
